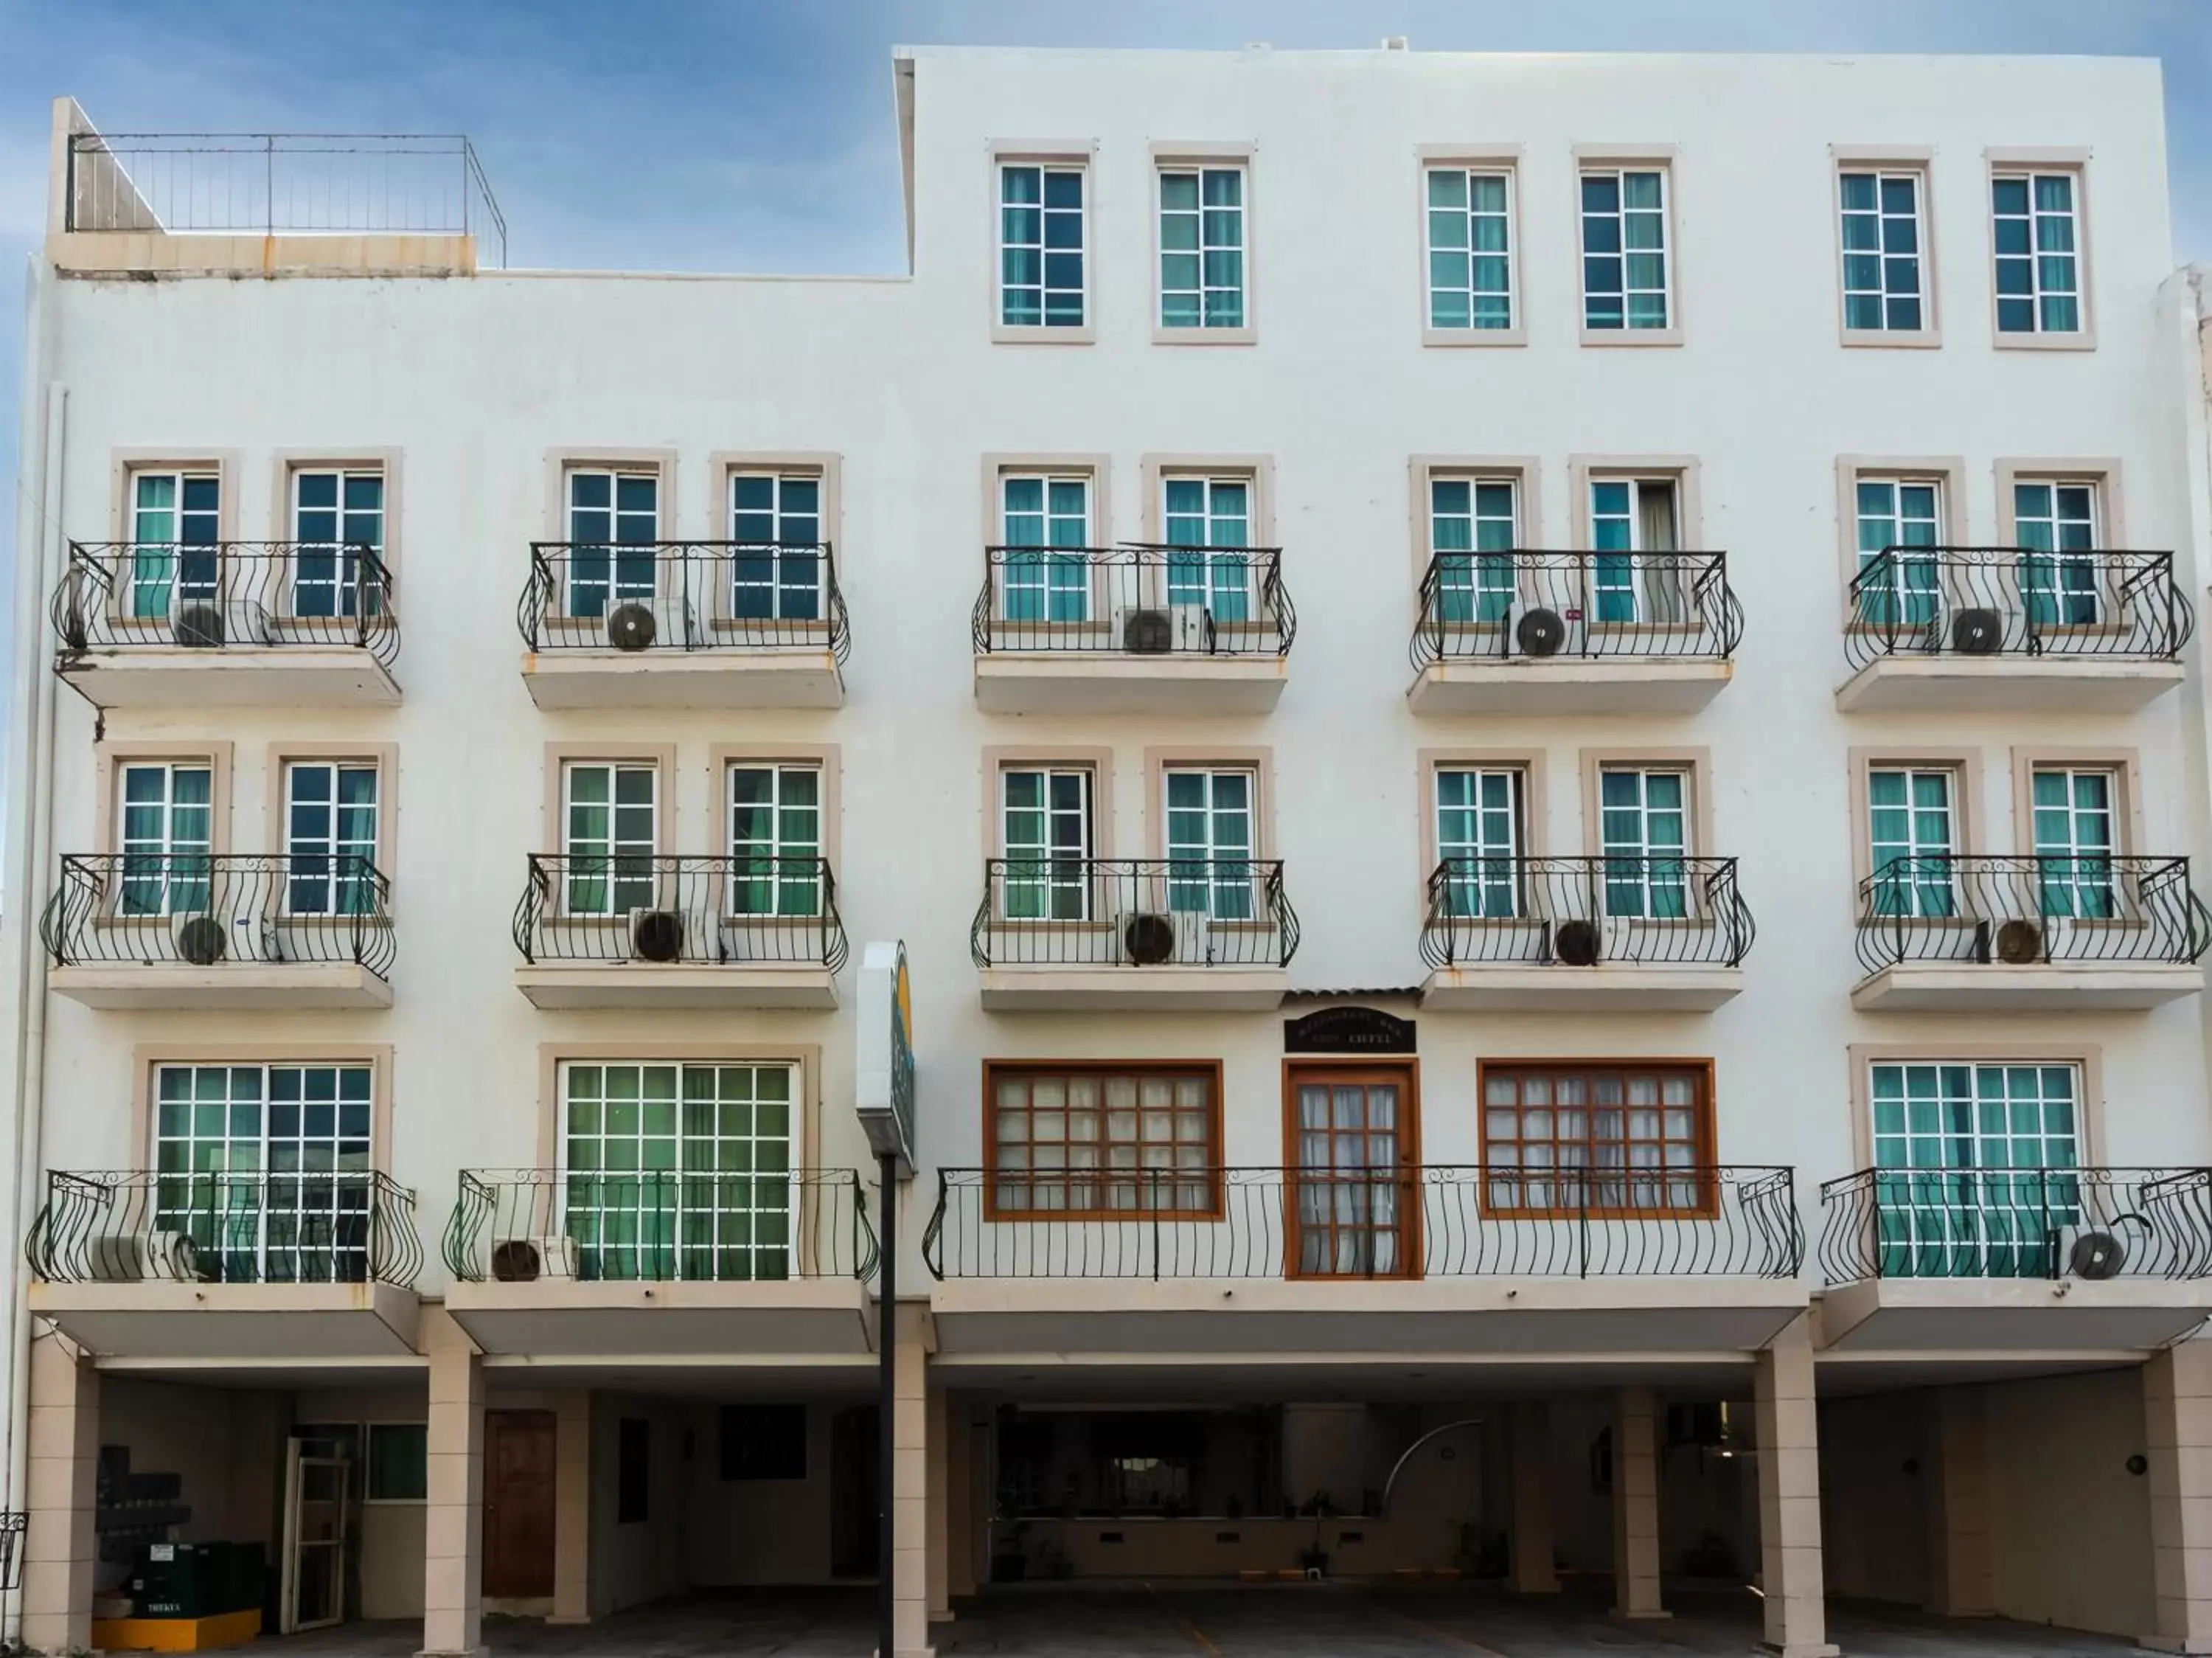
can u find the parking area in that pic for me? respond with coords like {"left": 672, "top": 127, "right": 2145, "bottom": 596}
{"left": 226, "top": 1584, "right": 2145, "bottom": 1657}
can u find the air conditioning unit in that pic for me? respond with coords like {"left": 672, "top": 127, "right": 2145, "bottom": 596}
{"left": 2056, "top": 1223, "right": 2130, "bottom": 1282}
{"left": 170, "top": 912, "right": 230, "bottom": 966}
{"left": 1551, "top": 918, "right": 1604, "bottom": 967}
{"left": 628, "top": 907, "right": 688, "bottom": 963}
{"left": 489, "top": 1235, "right": 579, "bottom": 1283}
{"left": 169, "top": 592, "right": 271, "bottom": 649}
{"left": 605, "top": 594, "right": 701, "bottom": 652}
{"left": 1950, "top": 606, "right": 2005, "bottom": 655}
{"left": 1174, "top": 908, "right": 1214, "bottom": 965}
{"left": 1169, "top": 603, "right": 1214, "bottom": 653}
{"left": 1116, "top": 909, "right": 1179, "bottom": 965}
{"left": 85, "top": 1230, "right": 198, "bottom": 1283}
{"left": 1113, "top": 606, "right": 1175, "bottom": 654}
{"left": 1993, "top": 918, "right": 2045, "bottom": 965}
{"left": 1515, "top": 606, "right": 1568, "bottom": 657}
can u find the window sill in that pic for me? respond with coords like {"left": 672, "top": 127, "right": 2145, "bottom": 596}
{"left": 1152, "top": 325, "right": 1257, "bottom": 347}
{"left": 1578, "top": 326, "right": 1683, "bottom": 349}
{"left": 1423, "top": 326, "right": 1528, "bottom": 349}
{"left": 1992, "top": 331, "right": 2096, "bottom": 353}
{"left": 992, "top": 323, "right": 1097, "bottom": 347}
{"left": 1840, "top": 328, "right": 1944, "bottom": 350}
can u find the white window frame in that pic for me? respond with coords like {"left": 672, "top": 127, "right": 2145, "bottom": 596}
{"left": 1436, "top": 767, "right": 1525, "bottom": 920}
{"left": 1429, "top": 476, "right": 1520, "bottom": 625}
{"left": 565, "top": 468, "right": 661, "bottom": 617}
{"left": 2012, "top": 478, "right": 2104, "bottom": 628}
{"left": 1161, "top": 475, "right": 1256, "bottom": 622}
{"left": 1596, "top": 766, "right": 1690, "bottom": 919}
{"left": 728, "top": 472, "right": 824, "bottom": 623}
{"left": 118, "top": 760, "right": 215, "bottom": 918}
{"left": 1423, "top": 166, "right": 1515, "bottom": 333}
{"left": 1578, "top": 166, "right": 1672, "bottom": 333}
{"left": 1585, "top": 476, "right": 1684, "bottom": 625}
{"left": 727, "top": 763, "right": 823, "bottom": 919}
{"left": 998, "top": 162, "right": 1089, "bottom": 331}
{"left": 282, "top": 760, "right": 380, "bottom": 918}
{"left": 1837, "top": 168, "right": 1929, "bottom": 335}
{"left": 1157, "top": 164, "right": 1248, "bottom": 331}
{"left": 1867, "top": 766, "right": 1958, "bottom": 920}
{"left": 998, "top": 474, "right": 1093, "bottom": 625}
{"left": 1164, "top": 767, "right": 1256, "bottom": 921}
{"left": 1992, "top": 170, "right": 2084, "bottom": 337}
{"left": 128, "top": 469, "right": 222, "bottom": 621}
{"left": 562, "top": 761, "right": 659, "bottom": 918}
{"left": 1000, "top": 767, "right": 1093, "bottom": 922}
{"left": 290, "top": 467, "right": 386, "bottom": 620}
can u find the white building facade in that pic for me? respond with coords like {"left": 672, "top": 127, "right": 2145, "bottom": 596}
{"left": 9, "top": 43, "right": 2212, "bottom": 1657}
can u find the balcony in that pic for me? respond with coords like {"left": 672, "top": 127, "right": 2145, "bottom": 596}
{"left": 512, "top": 854, "right": 846, "bottom": 1009}
{"left": 1819, "top": 1168, "right": 2212, "bottom": 1353}
{"left": 41, "top": 853, "right": 394, "bottom": 1010}
{"left": 970, "top": 858, "right": 1297, "bottom": 1011}
{"left": 52, "top": 541, "right": 400, "bottom": 707}
{"left": 1407, "top": 551, "right": 1739, "bottom": 715}
{"left": 518, "top": 541, "right": 849, "bottom": 709}
{"left": 1851, "top": 855, "right": 2209, "bottom": 1012}
{"left": 1834, "top": 547, "right": 2190, "bottom": 712}
{"left": 27, "top": 1170, "right": 422, "bottom": 1360}
{"left": 443, "top": 1169, "right": 876, "bottom": 1356}
{"left": 971, "top": 546, "right": 1294, "bottom": 715}
{"left": 1418, "top": 856, "right": 1752, "bottom": 1012}
{"left": 924, "top": 1165, "right": 1806, "bottom": 1357}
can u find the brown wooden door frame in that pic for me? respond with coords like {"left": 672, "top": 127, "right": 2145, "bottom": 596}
{"left": 1280, "top": 1058, "right": 1423, "bottom": 1280}
{"left": 483, "top": 1409, "right": 557, "bottom": 1600}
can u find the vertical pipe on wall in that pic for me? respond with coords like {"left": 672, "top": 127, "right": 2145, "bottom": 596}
{"left": 877, "top": 1154, "right": 897, "bottom": 1658}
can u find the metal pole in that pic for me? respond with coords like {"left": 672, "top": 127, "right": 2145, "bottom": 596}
{"left": 877, "top": 1152, "right": 897, "bottom": 1658}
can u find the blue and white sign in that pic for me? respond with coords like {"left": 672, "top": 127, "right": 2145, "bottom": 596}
{"left": 854, "top": 940, "right": 915, "bottom": 1174}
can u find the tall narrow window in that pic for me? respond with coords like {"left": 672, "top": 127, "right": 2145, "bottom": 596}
{"left": 1436, "top": 768, "right": 1523, "bottom": 918}
{"left": 566, "top": 471, "right": 659, "bottom": 619}
{"left": 1587, "top": 478, "right": 1683, "bottom": 623}
{"left": 999, "top": 475, "right": 1091, "bottom": 623}
{"left": 2031, "top": 767, "right": 2116, "bottom": 920}
{"left": 119, "top": 760, "right": 214, "bottom": 917}
{"left": 129, "top": 471, "right": 220, "bottom": 621}
{"left": 1579, "top": 168, "right": 1670, "bottom": 331}
{"left": 2014, "top": 480, "right": 2101, "bottom": 627}
{"left": 285, "top": 761, "right": 379, "bottom": 917}
{"left": 728, "top": 764, "right": 821, "bottom": 918}
{"left": 1163, "top": 477, "right": 1253, "bottom": 622}
{"left": 1599, "top": 767, "right": 1688, "bottom": 918}
{"left": 1164, "top": 769, "right": 1255, "bottom": 921}
{"left": 564, "top": 763, "right": 657, "bottom": 917}
{"left": 1425, "top": 167, "right": 1514, "bottom": 331}
{"left": 1001, "top": 769, "right": 1093, "bottom": 921}
{"left": 1992, "top": 172, "right": 2081, "bottom": 336}
{"left": 1000, "top": 164, "right": 1086, "bottom": 329}
{"left": 1481, "top": 1064, "right": 1711, "bottom": 1217}
{"left": 1868, "top": 767, "right": 1957, "bottom": 918}
{"left": 1430, "top": 477, "right": 1518, "bottom": 623}
{"left": 1838, "top": 170, "right": 1926, "bottom": 333}
{"left": 1158, "top": 166, "right": 1246, "bottom": 330}
{"left": 730, "top": 474, "right": 822, "bottom": 622}
{"left": 1853, "top": 476, "right": 1944, "bottom": 629}
{"left": 292, "top": 469, "right": 385, "bottom": 619}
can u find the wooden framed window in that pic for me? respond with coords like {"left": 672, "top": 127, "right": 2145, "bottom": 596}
{"left": 984, "top": 1061, "right": 1222, "bottom": 1218}
{"left": 1478, "top": 1061, "right": 1714, "bottom": 1218}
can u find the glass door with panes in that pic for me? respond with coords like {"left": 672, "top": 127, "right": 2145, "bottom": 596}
{"left": 2014, "top": 480, "right": 2101, "bottom": 628}
{"left": 564, "top": 764, "right": 658, "bottom": 917}
{"left": 129, "top": 472, "right": 221, "bottom": 622}
{"left": 731, "top": 473, "right": 822, "bottom": 622}
{"left": 1430, "top": 477, "right": 1518, "bottom": 625}
{"left": 566, "top": 471, "right": 659, "bottom": 618}
{"left": 284, "top": 762, "right": 378, "bottom": 917}
{"left": 1868, "top": 768, "right": 1958, "bottom": 919}
{"left": 119, "top": 761, "right": 214, "bottom": 918}
{"left": 1001, "top": 769, "right": 1093, "bottom": 921}
{"left": 291, "top": 469, "right": 385, "bottom": 620}
{"left": 2031, "top": 767, "right": 2116, "bottom": 922}
{"left": 1290, "top": 1068, "right": 1414, "bottom": 1277}
{"left": 1436, "top": 768, "right": 1523, "bottom": 919}
{"left": 1165, "top": 769, "right": 1256, "bottom": 921}
{"left": 1854, "top": 477, "right": 1943, "bottom": 631}
{"left": 999, "top": 476, "right": 1091, "bottom": 624}
{"left": 1163, "top": 477, "right": 1254, "bottom": 624}
{"left": 1599, "top": 768, "right": 1688, "bottom": 919}
{"left": 728, "top": 765, "right": 821, "bottom": 918}
{"left": 1588, "top": 477, "right": 1685, "bottom": 626}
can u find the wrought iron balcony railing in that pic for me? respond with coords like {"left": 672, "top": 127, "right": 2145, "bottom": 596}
{"left": 1844, "top": 547, "right": 2190, "bottom": 666}
{"left": 1410, "top": 550, "right": 1740, "bottom": 668}
{"left": 1419, "top": 856, "right": 1753, "bottom": 971}
{"left": 1819, "top": 1167, "right": 2212, "bottom": 1284}
{"left": 513, "top": 853, "right": 848, "bottom": 973}
{"left": 925, "top": 1165, "right": 1801, "bottom": 1280}
{"left": 29, "top": 1169, "right": 422, "bottom": 1288}
{"left": 518, "top": 541, "right": 850, "bottom": 660}
{"left": 444, "top": 1169, "right": 877, "bottom": 1284}
{"left": 1853, "top": 854, "right": 2212, "bottom": 975}
{"left": 970, "top": 859, "right": 1298, "bottom": 969}
{"left": 53, "top": 541, "right": 399, "bottom": 667}
{"left": 972, "top": 546, "right": 1295, "bottom": 655}
{"left": 41, "top": 853, "right": 394, "bottom": 976}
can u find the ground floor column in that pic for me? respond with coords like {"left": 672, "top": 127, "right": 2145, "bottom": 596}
{"left": 2145, "top": 1341, "right": 2212, "bottom": 1653}
{"left": 926, "top": 1384, "right": 950, "bottom": 1625}
{"left": 1924, "top": 1385, "right": 1994, "bottom": 1619}
{"left": 1755, "top": 1314, "right": 1837, "bottom": 1658}
{"left": 421, "top": 1309, "right": 487, "bottom": 1658}
{"left": 21, "top": 1332, "right": 97, "bottom": 1654}
{"left": 889, "top": 1302, "right": 933, "bottom": 1658}
{"left": 1612, "top": 1386, "right": 1666, "bottom": 1617}
{"left": 1510, "top": 1401, "right": 1557, "bottom": 1594}
{"left": 551, "top": 1391, "right": 591, "bottom": 1623}
{"left": 945, "top": 1393, "right": 975, "bottom": 1601}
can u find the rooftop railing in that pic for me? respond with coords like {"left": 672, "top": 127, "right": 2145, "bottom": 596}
{"left": 66, "top": 131, "right": 507, "bottom": 266}
{"left": 1411, "top": 550, "right": 1740, "bottom": 668}
{"left": 1844, "top": 547, "right": 2190, "bottom": 666}
{"left": 29, "top": 1169, "right": 422, "bottom": 1288}
{"left": 445, "top": 1169, "right": 877, "bottom": 1284}
{"left": 514, "top": 853, "right": 848, "bottom": 974}
{"left": 970, "top": 858, "right": 1298, "bottom": 969}
{"left": 973, "top": 546, "right": 1295, "bottom": 655}
{"left": 1419, "top": 855, "right": 1753, "bottom": 971}
{"left": 1853, "top": 854, "right": 2211, "bottom": 975}
{"left": 54, "top": 541, "right": 399, "bottom": 669}
{"left": 1818, "top": 1167, "right": 2212, "bottom": 1283}
{"left": 41, "top": 853, "right": 394, "bottom": 977}
{"left": 925, "top": 1165, "right": 1801, "bottom": 1280}
{"left": 519, "top": 542, "right": 849, "bottom": 662}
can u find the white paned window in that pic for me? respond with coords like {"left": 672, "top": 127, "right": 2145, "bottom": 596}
{"left": 564, "top": 763, "right": 657, "bottom": 917}
{"left": 1000, "top": 164, "right": 1086, "bottom": 328}
{"left": 1425, "top": 167, "right": 1514, "bottom": 330}
{"left": 119, "top": 760, "right": 214, "bottom": 917}
{"left": 1838, "top": 170, "right": 1926, "bottom": 332}
{"left": 1001, "top": 768, "right": 1093, "bottom": 921}
{"left": 1437, "top": 768, "right": 1523, "bottom": 918}
{"left": 1158, "top": 166, "right": 1246, "bottom": 329}
{"left": 284, "top": 761, "right": 378, "bottom": 917}
{"left": 999, "top": 474, "right": 1091, "bottom": 623}
{"left": 1587, "top": 477, "right": 1684, "bottom": 624}
{"left": 730, "top": 474, "right": 823, "bottom": 622}
{"left": 566, "top": 470, "right": 659, "bottom": 618}
{"left": 291, "top": 468, "right": 385, "bottom": 619}
{"left": 1853, "top": 476, "right": 1944, "bottom": 629}
{"left": 728, "top": 763, "right": 821, "bottom": 918}
{"left": 129, "top": 471, "right": 220, "bottom": 621}
{"left": 1162, "top": 476, "right": 1254, "bottom": 622}
{"left": 1579, "top": 167, "right": 1670, "bottom": 330}
{"left": 1164, "top": 768, "right": 1256, "bottom": 921}
{"left": 2014, "top": 479, "right": 2101, "bottom": 627}
{"left": 1992, "top": 172, "right": 2082, "bottom": 336}
{"left": 1868, "top": 767, "right": 1957, "bottom": 919}
{"left": 2031, "top": 767, "right": 2116, "bottom": 920}
{"left": 1430, "top": 477, "right": 1518, "bottom": 623}
{"left": 1599, "top": 767, "right": 1688, "bottom": 918}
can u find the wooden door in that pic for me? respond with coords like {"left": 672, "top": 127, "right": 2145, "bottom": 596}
{"left": 484, "top": 1409, "right": 557, "bottom": 1599}
{"left": 1286, "top": 1064, "right": 1420, "bottom": 1279}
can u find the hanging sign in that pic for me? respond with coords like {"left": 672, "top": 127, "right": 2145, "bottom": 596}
{"left": 1283, "top": 1006, "right": 1416, "bottom": 1054}
{"left": 855, "top": 940, "right": 915, "bottom": 1174}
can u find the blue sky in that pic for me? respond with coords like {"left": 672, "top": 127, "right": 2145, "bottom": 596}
{"left": 3, "top": 0, "right": 2211, "bottom": 657}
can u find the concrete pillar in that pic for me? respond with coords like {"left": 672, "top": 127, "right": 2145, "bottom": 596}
{"left": 2145, "top": 1342, "right": 2212, "bottom": 1653}
{"left": 550, "top": 1391, "right": 591, "bottom": 1623}
{"left": 925, "top": 1385, "right": 951, "bottom": 1623}
{"left": 890, "top": 1302, "right": 933, "bottom": 1658}
{"left": 420, "top": 1310, "right": 487, "bottom": 1658}
{"left": 1509, "top": 1401, "right": 1558, "bottom": 1594}
{"left": 1612, "top": 1386, "right": 1666, "bottom": 1617}
{"left": 1924, "top": 1385, "right": 1995, "bottom": 1619}
{"left": 22, "top": 1334, "right": 97, "bottom": 1654}
{"left": 1755, "top": 1315, "right": 1837, "bottom": 1658}
{"left": 946, "top": 1398, "right": 976, "bottom": 1600}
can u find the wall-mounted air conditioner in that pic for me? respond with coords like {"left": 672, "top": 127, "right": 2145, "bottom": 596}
{"left": 489, "top": 1235, "right": 580, "bottom": 1283}
{"left": 170, "top": 592, "right": 272, "bottom": 649}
